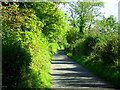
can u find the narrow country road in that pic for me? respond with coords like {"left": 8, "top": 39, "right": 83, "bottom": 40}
{"left": 51, "top": 50, "right": 116, "bottom": 90}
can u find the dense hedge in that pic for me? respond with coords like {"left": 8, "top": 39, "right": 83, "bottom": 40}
{"left": 2, "top": 3, "right": 50, "bottom": 88}
{"left": 2, "top": 3, "right": 68, "bottom": 88}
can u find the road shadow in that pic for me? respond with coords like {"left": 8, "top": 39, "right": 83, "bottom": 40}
{"left": 51, "top": 50, "right": 117, "bottom": 89}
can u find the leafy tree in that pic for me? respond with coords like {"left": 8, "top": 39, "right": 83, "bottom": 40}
{"left": 68, "top": 0, "right": 104, "bottom": 34}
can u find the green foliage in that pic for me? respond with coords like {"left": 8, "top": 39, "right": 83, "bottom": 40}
{"left": 66, "top": 31, "right": 120, "bottom": 87}
{"left": 49, "top": 43, "right": 59, "bottom": 55}
{"left": 92, "top": 33, "right": 119, "bottom": 67}
{"left": 2, "top": 0, "right": 120, "bottom": 88}
{"left": 2, "top": 2, "right": 69, "bottom": 88}
{"left": 2, "top": 3, "right": 51, "bottom": 88}
{"left": 65, "top": 0, "right": 120, "bottom": 87}
{"left": 66, "top": 34, "right": 98, "bottom": 56}
{"left": 78, "top": 36, "right": 97, "bottom": 55}
{"left": 67, "top": 27, "right": 80, "bottom": 44}
{"left": 32, "top": 2, "right": 69, "bottom": 45}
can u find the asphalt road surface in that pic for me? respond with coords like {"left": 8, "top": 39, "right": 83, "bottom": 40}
{"left": 51, "top": 50, "right": 116, "bottom": 90}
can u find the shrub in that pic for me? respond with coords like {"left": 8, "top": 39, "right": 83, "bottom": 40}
{"left": 85, "top": 32, "right": 120, "bottom": 67}
{"left": 69, "top": 35, "right": 98, "bottom": 56}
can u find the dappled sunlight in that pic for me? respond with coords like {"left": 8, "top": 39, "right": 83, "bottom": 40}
{"left": 52, "top": 56, "right": 67, "bottom": 60}
{"left": 51, "top": 50, "right": 115, "bottom": 89}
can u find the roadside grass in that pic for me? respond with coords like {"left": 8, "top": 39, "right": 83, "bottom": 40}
{"left": 66, "top": 52, "right": 120, "bottom": 88}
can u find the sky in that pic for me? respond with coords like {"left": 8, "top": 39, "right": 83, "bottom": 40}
{"left": 100, "top": 0, "right": 119, "bottom": 21}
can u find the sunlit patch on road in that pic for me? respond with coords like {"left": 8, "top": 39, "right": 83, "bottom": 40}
{"left": 51, "top": 50, "right": 116, "bottom": 89}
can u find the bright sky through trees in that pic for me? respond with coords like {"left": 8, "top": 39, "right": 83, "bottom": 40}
{"left": 100, "top": 0, "right": 119, "bottom": 21}
{"left": 58, "top": 0, "right": 119, "bottom": 21}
